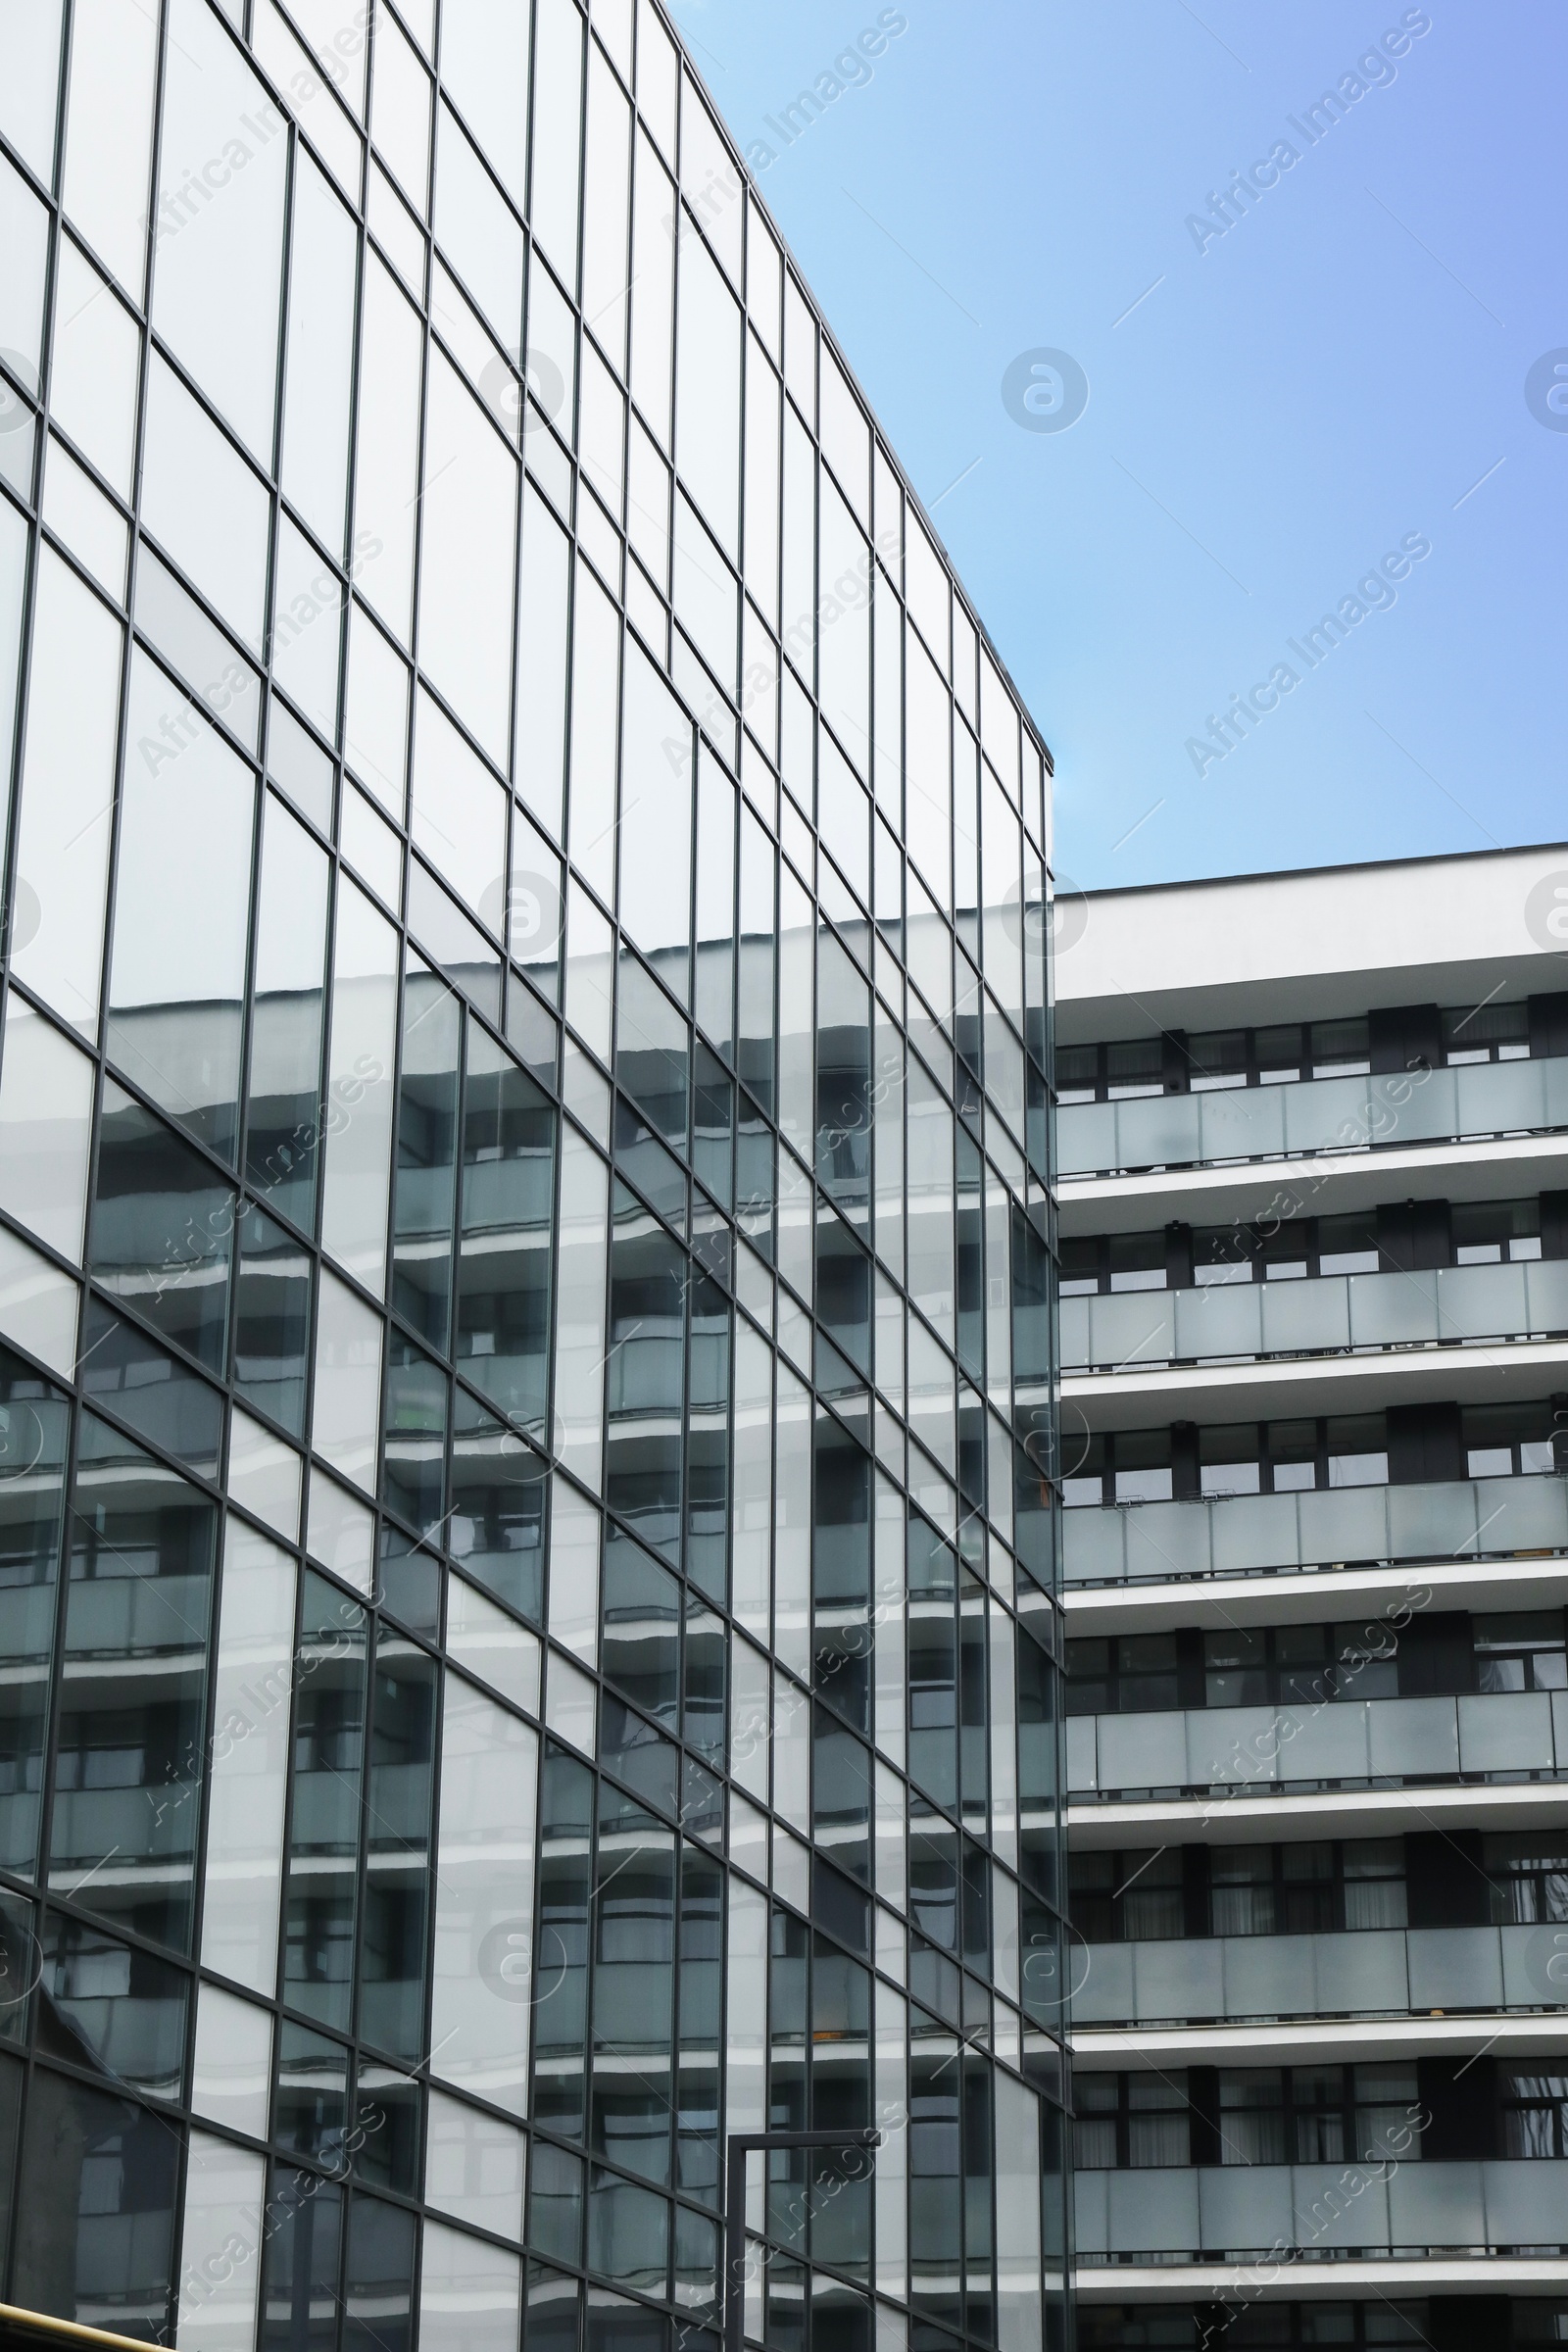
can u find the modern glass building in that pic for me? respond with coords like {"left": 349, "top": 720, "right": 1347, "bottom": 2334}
{"left": 0, "top": 3, "right": 1065, "bottom": 2349}
{"left": 1054, "top": 846, "right": 1568, "bottom": 2349}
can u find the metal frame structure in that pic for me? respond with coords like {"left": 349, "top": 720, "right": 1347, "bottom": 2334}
{"left": 722, "top": 2130, "right": 881, "bottom": 2352}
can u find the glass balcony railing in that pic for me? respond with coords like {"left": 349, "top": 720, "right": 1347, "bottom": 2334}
{"left": 1056, "top": 1054, "right": 1568, "bottom": 1179}
{"left": 1062, "top": 1473, "right": 1568, "bottom": 1585}
{"left": 1072, "top": 1922, "right": 1568, "bottom": 2029}
{"left": 1066, "top": 1688, "right": 1568, "bottom": 1798}
{"left": 1060, "top": 1255, "right": 1568, "bottom": 1372}
{"left": 1073, "top": 2156, "right": 1568, "bottom": 2263}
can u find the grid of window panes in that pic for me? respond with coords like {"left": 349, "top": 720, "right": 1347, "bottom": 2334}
{"left": 0, "top": 1, "right": 1065, "bottom": 2347}
{"left": 1059, "top": 1196, "right": 1559, "bottom": 1295}
{"left": 1076, "top": 2305, "right": 1451, "bottom": 2352}
{"left": 1060, "top": 1407, "right": 1567, "bottom": 1506}
{"left": 1053, "top": 1001, "right": 1550, "bottom": 1103}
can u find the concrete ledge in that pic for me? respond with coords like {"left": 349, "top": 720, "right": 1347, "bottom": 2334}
{"left": 1067, "top": 1775, "right": 1568, "bottom": 1847}
{"left": 1062, "top": 1554, "right": 1568, "bottom": 1632}
{"left": 1071, "top": 2256, "right": 1568, "bottom": 2297}
{"left": 1072, "top": 2011, "right": 1568, "bottom": 2066}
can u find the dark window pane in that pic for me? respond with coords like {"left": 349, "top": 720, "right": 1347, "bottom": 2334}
{"left": 1443, "top": 1000, "right": 1528, "bottom": 1057}
{"left": 380, "top": 1339, "right": 449, "bottom": 1539}
{"left": 1316, "top": 1213, "right": 1379, "bottom": 1276}
{"left": 390, "top": 965, "right": 460, "bottom": 1352}
{"left": 0, "top": 2050, "right": 19, "bottom": 2283}
{"left": 1326, "top": 1414, "right": 1387, "bottom": 1488}
{"left": 589, "top": 2167, "right": 669, "bottom": 2294}
{"left": 1104, "top": 1039, "right": 1162, "bottom": 1095}
{"left": 909, "top": 2012, "right": 963, "bottom": 2326}
{"left": 683, "top": 1592, "right": 727, "bottom": 1769}
{"left": 529, "top": 2141, "right": 585, "bottom": 2266}
{"left": 245, "top": 795, "right": 329, "bottom": 1235}
{"left": 813, "top": 1707, "right": 871, "bottom": 1886}
{"left": 0, "top": 1352, "right": 69, "bottom": 1877}
{"left": 602, "top": 1530, "right": 681, "bottom": 1727}
{"left": 816, "top": 1210, "right": 872, "bottom": 1378}
{"left": 353, "top": 2067, "right": 420, "bottom": 2195}
{"left": 1054, "top": 1045, "right": 1098, "bottom": 1098}
{"left": 16, "top": 2069, "right": 179, "bottom": 2337}
{"left": 811, "top": 1932, "right": 871, "bottom": 2269}
{"left": 816, "top": 928, "right": 871, "bottom": 1220}
{"left": 587, "top": 2290, "right": 667, "bottom": 2352}
{"left": 78, "top": 1298, "right": 222, "bottom": 1478}
{"left": 1259, "top": 1222, "right": 1308, "bottom": 1276}
{"left": 274, "top": 2022, "right": 350, "bottom": 2170}
{"left": 532, "top": 1750, "right": 593, "bottom": 2140}
{"left": 687, "top": 1271, "right": 729, "bottom": 1604}
{"left": 233, "top": 1200, "right": 312, "bottom": 1436}
{"left": 673, "top": 2203, "right": 719, "bottom": 2324}
{"left": 1309, "top": 1018, "right": 1369, "bottom": 1073}
{"left": 616, "top": 954, "right": 689, "bottom": 1153}
{"left": 342, "top": 2190, "right": 415, "bottom": 2352}
{"left": 591, "top": 1790, "right": 674, "bottom": 2186}
{"left": 53, "top": 1415, "right": 217, "bottom": 1951}
{"left": 449, "top": 1387, "right": 546, "bottom": 1623}
{"left": 1057, "top": 1237, "right": 1099, "bottom": 1295}
{"left": 814, "top": 1413, "right": 871, "bottom": 1732}
{"left": 735, "top": 1089, "right": 775, "bottom": 1257}
{"left": 906, "top": 1520, "right": 957, "bottom": 1807}
{"left": 91, "top": 1079, "right": 233, "bottom": 1372}
{"left": 359, "top": 1638, "right": 435, "bottom": 2060}
{"left": 1193, "top": 1226, "right": 1255, "bottom": 1284}
{"left": 40, "top": 1913, "right": 187, "bottom": 2099}
{"left": 1189, "top": 1030, "right": 1247, "bottom": 1081}
{"left": 909, "top": 1812, "right": 958, "bottom": 1952}
{"left": 282, "top": 1575, "right": 368, "bottom": 2032}
{"left": 765, "top": 2254, "right": 808, "bottom": 2352}
{"left": 606, "top": 1206, "right": 685, "bottom": 1559}
{"left": 457, "top": 1028, "right": 554, "bottom": 1433}
{"left": 692, "top": 1042, "right": 733, "bottom": 1207}
{"left": 1106, "top": 1233, "right": 1164, "bottom": 1292}
{"left": 1254, "top": 1025, "right": 1302, "bottom": 1075}
{"left": 677, "top": 1846, "right": 722, "bottom": 2201}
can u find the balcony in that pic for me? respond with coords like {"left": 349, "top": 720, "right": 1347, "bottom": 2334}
{"left": 1067, "top": 1688, "right": 1568, "bottom": 1799}
{"left": 1074, "top": 2157, "right": 1568, "bottom": 2264}
{"left": 1072, "top": 1924, "right": 1568, "bottom": 2030}
{"left": 1060, "top": 1256, "right": 1568, "bottom": 1373}
{"left": 1063, "top": 1473, "right": 1568, "bottom": 1586}
{"left": 1056, "top": 1055, "right": 1568, "bottom": 1180}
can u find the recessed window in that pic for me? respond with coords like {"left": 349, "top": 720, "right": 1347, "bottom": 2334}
{"left": 1451, "top": 1198, "right": 1541, "bottom": 1263}
{"left": 1115, "top": 1464, "right": 1172, "bottom": 1504}
{"left": 1326, "top": 1417, "right": 1388, "bottom": 1487}
{"left": 1105, "top": 1039, "right": 1164, "bottom": 1100}
{"left": 1501, "top": 2070, "right": 1568, "bottom": 2158}
{"left": 1107, "top": 1233, "right": 1165, "bottom": 1293}
{"left": 1200, "top": 1422, "right": 1262, "bottom": 1499}
{"left": 1260, "top": 1223, "right": 1308, "bottom": 1279}
{"left": 1188, "top": 1030, "right": 1247, "bottom": 1092}
{"left": 1054, "top": 1044, "right": 1098, "bottom": 1103}
{"left": 1484, "top": 1834, "right": 1568, "bottom": 1925}
{"left": 1474, "top": 1612, "right": 1568, "bottom": 1692}
{"left": 1443, "top": 1000, "right": 1530, "bottom": 1065}
{"left": 1316, "top": 1212, "right": 1380, "bottom": 1276}
{"left": 1309, "top": 1017, "right": 1371, "bottom": 1076}
{"left": 1058, "top": 1237, "right": 1100, "bottom": 1295}
{"left": 1462, "top": 1401, "right": 1559, "bottom": 1478}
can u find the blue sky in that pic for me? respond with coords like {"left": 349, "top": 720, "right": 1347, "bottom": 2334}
{"left": 665, "top": 0, "right": 1568, "bottom": 890}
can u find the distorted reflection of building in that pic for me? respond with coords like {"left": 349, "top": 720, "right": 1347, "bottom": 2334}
{"left": 0, "top": 3, "right": 1065, "bottom": 2346}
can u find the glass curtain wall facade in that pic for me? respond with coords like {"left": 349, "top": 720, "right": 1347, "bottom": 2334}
{"left": 0, "top": 3, "right": 1066, "bottom": 2349}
